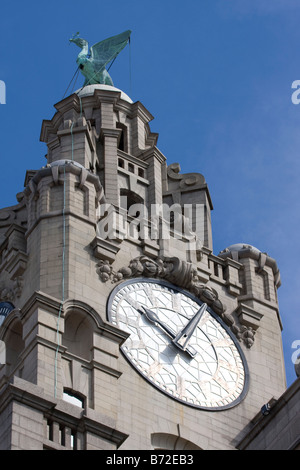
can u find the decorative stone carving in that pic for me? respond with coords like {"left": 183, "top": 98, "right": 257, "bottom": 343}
{"left": 97, "top": 255, "right": 255, "bottom": 347}
{"left": 167, "top": 163, "right": 205, "bottom": 188}
{"left": 0, "top": 211, "right": 13, "bottom": 222}
{"left": 0, "top": 199, "right": 27, "bottom": 231}
{"left": 0, "top": 277, "right": 23, "bottom": 302}
{"left": 238, "top": 326, "right": 255, "bottom": 349}
{"left": 0, "top": 224, "right": 28, "bottom": 303}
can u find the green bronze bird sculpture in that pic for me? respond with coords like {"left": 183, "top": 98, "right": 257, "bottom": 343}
{"left": 69, "top": 30, "right": 131, "bottom": 87}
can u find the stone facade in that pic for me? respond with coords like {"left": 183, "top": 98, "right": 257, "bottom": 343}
{"left": 237, "top": 377, "right": 300, "bottom": 450}
{"left": 0, "top": 84, "right": 296, "bottom": 450}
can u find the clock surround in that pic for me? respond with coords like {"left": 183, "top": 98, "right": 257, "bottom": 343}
{"left": 107, "top": 278, "right": 249, "bottom": 411}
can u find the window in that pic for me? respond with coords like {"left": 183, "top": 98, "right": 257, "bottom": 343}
{"left": 128, "top": 163, "right": 134, "bottom": 173}
{"left": 138, "top": 167, "right": 145, "bottom": 178}
{"left": 3, "top": 318, "right": 24, "bottom": 375}
{"left": 116, "top": 123, "right": 128, "bottom": 153}
{"left": 63, "top": 390, "right": 84, "bottom": 408}
{"left": 46, "top": 418, "right": 79, "bottom": 450}
{"left": 63, "top": 311, "right": 93, "bottom": 361}
{"left": 151, "top": 433, "right": 201, "bottom": 450}
{"left": 120, "top": 188, "right": 144, "bottom": 212}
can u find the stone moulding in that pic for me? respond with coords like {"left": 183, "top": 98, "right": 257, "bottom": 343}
{"left": 24, "top": 161, "right": 105, "bottom": 206}
{"left": 0, "top": 224, "right": 28, "bottom": 303}
{"left": 97, "top": 255, "right": 255, "bottom": 348}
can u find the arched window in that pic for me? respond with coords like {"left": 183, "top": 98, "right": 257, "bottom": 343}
{"left": 3, "top": 318, "right": 24, "bottom": 375}
{"left": 61, "top": 305, "right": 100, "bottom": 409}
{"left": 63, "top": 389, "right": 85, "bottom": 408}
{"left": 63, "top": 311, "right": 94, "bottom": 361}
{"left": 120, "top": 188, "right": 144, "bottom": 213}
{"left": 151, "top": 433, "right": 202, "bottom": 450}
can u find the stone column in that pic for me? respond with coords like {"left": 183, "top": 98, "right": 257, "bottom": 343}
{"left": 100, "top": 128, "right": 122, "bottom": 206}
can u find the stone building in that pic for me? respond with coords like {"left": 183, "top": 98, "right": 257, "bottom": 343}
{"left": 0, "top": 83, "right": 299, "bottom": 450}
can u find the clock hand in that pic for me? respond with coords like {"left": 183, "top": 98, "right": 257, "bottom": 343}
{"left": 124, "top": 296, "right": 197, "bottom": 357}
{"left": 123, "top": 296, "right": 167, "bottom": 329}
{"left": 124, "top": 296, "right": 144, "bottom": 312}
{"left": 139, "top": 306, "right": 176, "bottom": 339}
{"left": 172, "top": 303, "right": 207, "bottom": 353}
{"left": 139, "top": 306, "right": 197, "bottom": 358}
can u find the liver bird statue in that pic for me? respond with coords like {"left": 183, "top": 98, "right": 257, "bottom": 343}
{"left": 69, "top": 30, "right": 131, "bottom": 87}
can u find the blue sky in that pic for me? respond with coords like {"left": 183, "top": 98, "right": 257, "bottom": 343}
{"left": 0, "top": 0, "right": 299, "bottom": 387}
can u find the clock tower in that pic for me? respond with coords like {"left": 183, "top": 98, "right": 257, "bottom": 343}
{"left": 0, "top": 81, "right": 287, "bottom": 450}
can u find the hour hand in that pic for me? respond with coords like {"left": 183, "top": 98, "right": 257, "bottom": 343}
{"left": 139, "top": 306, "right": 197, "bottom": 358}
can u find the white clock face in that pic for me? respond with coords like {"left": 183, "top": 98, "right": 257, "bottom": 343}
{"left": 107, "top": 279, "right": 248, "bottom": 410}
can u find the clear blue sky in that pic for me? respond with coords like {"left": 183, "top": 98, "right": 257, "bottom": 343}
{"left": 0, "top": 0, "right": 299, "bottom": 387}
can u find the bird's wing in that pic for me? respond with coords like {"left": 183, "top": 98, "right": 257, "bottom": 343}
{"left": 90, "top": 30, "right": 131, "bottom": 66}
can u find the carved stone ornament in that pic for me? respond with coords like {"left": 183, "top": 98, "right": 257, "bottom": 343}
{"left": 0, "top": 277, "right": 23, "bottom": 302}
{"left": 97, "top": 255, "right": 255, "bottom": 348}
{"left": 167, "top": 163, "right": 205, "bottom": 188}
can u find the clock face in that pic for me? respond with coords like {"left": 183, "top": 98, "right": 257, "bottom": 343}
{"left": 107, "top": 279, "right": 248, "bottom": 410}
{"left": 0, "top": 302, "right": 14, "bottom": 327}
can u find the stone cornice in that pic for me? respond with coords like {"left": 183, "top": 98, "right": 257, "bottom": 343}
{"left": 140, "top": 146, "right": 166, "bottom": 164}
{"left": 100, "top": 127, "right": 122, "bottom": 141}
{"left": 21, "top": 290, "right": 62, "bottom": 318}
{"left": 130, "top": 100, "right": 155, "bottom": 123}
{"left": 117, "top": 149, "right": 149, "bottom": 169}
{"left": 40, "top": 94, "right": 82, "bottom": 143}
{"left": 0, "top": 376, "right": 55, "bottom": 415}
{"left": 23, "top": 161, "right": 105, "bottom": 203}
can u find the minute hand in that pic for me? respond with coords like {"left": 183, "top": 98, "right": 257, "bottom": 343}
{"left": 139, "top": 307, "right": 197, "bottom": 358}
{"left": 172, "top": 303, "right": 207, "bottom": 353}
{"left": 123, "top": 297, "right": 176, "bottom": 338}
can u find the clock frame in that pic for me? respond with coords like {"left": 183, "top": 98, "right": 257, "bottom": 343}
{"left": 107, "top": 278, "right": 249, "bottom": 411}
